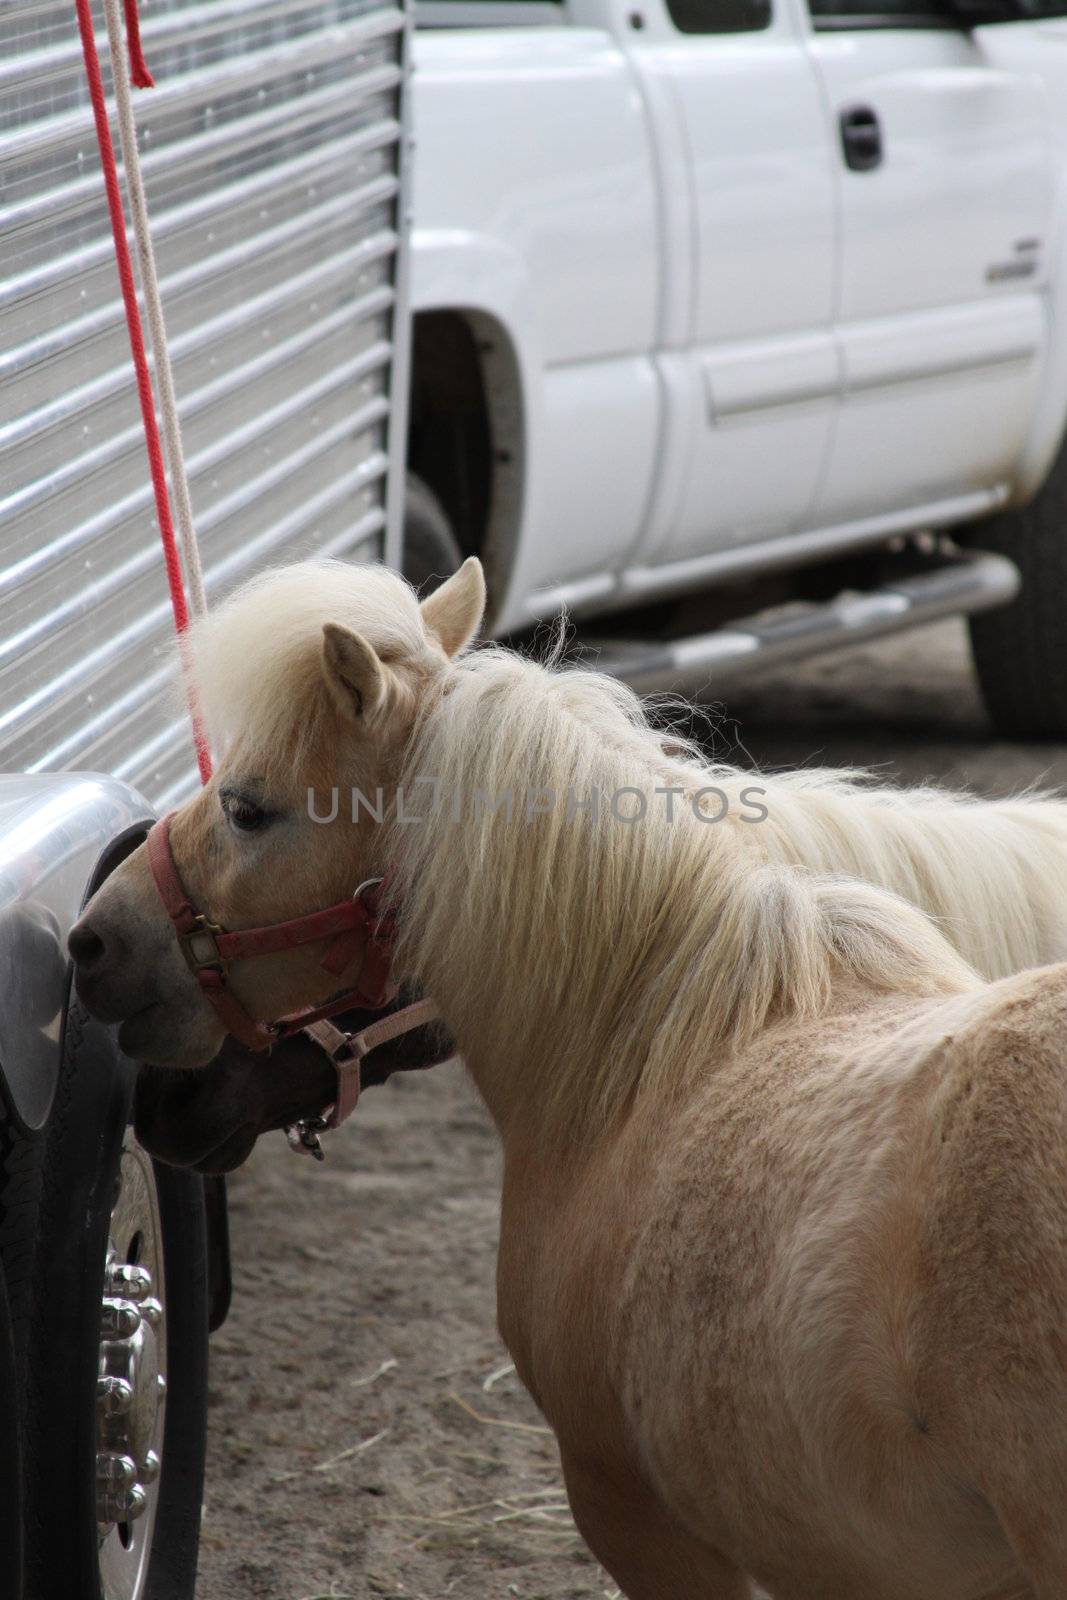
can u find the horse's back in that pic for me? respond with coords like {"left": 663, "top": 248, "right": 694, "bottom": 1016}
{"left": 916, "top": 955, "right": 1067, "bottom": 1368}
{"left": 609, "top": 969, "right": 1067, "bottom": 1596}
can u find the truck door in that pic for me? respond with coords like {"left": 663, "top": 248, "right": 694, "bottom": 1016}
{"left": 806, "top": 0, "right": 1054, "bottom": 525}
{"left": 623, "top": 0, "right": 839, "bottom": 568}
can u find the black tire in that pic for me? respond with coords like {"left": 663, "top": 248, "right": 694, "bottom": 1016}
{"left": 0, "top": 1063, "right": 44, "bottom": 1600}
{"left": 0, "top": 1256, "right": 23, "bottom": 1600}
{"left": 21, "top": 999, "right": 208, "bottom": 1600}
{"left": 966, "top": 439, "right": 1067, "bottom": 739}
{"left": 0, "top": 1099, "right": 43, "bottom": 1364}
{"left": 139, "top": 1164, "right": 210, "bottom": 1600}
{"left": 402, "top": 471, "right": 463, "bottom": 594}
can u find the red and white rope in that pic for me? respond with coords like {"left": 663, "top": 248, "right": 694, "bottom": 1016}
{"left": 101, "top": 0, "right": 209, "bottom": 626}
{"left": 74, "top": 0, "right": 212, "bottom": 782}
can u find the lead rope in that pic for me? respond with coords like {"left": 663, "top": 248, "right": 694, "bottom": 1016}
{"left": 101, "top": 0, "right": 209, "bottom": 628}
{"left": 73, "top": 0, "right": 212, "bottom": 781}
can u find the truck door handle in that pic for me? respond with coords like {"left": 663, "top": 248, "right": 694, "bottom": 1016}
{"left": 839, "top": 105, "right": 883, "bottom": 173}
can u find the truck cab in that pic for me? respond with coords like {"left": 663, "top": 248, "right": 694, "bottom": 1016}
{"left": 405, "top": 0, "right": 1067, "bottom": 732}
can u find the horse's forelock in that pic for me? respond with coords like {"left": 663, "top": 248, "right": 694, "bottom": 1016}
{"left": 182, "top": 560, "right": 426, "bottom": 769}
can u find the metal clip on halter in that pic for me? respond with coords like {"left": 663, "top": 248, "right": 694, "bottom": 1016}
{"left": 283, "top": 1017, "right": 362, "bottom": 1161}
{"left": 282, "top": 999, "right": 441, "bottom": 1160}
{"left": 286, "top": 1115, "right": 329, "bottom": 1161}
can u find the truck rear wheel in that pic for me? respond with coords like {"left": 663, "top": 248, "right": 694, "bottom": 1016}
{"left": 0, "top": 1258, "right": 22, "bottom": 1599}
{"left": 966, "top": 440, "right": 1067, "bottom": 739}
{"left": 402, "top": 471, "right": 462, "bottom": 595}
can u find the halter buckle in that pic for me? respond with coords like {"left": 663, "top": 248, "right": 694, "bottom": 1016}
{"left": 182, "top": 913, "right": 226, "bottom": 973}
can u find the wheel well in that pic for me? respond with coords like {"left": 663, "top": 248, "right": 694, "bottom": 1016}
{"left": 407, "top": 312, "right": 492, "bottom": 561}
{"left": 85, "top": 822, "right": 151, "bottom": 903}
{"left": 405, "top": 309, "right": 524, "bottom": 619}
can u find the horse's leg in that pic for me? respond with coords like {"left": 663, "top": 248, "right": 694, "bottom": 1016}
{"left": 560, "top": 1450, "right": 751, "bottom": 1600}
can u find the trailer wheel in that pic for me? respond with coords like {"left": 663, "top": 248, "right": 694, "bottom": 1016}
{"left": 22, "top": 1000, "right": 208, "bottom": 1600}
{"left": 0, "top": 1257, "right": 22, "bottom": 1599}
{"left": 965, "top": 439, "right": 1067, "bottom": 739}
{"left": 402, "top": 471, "right": 462, "bottom": 595}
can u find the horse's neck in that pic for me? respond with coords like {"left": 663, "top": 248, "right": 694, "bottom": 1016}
{"left": 393, "top": 792, "right": 746, "bottom": 1148}
{"left": 442, "top": 846, "right": 700, "bottom": 1143}
{"left": 389, "top": 672, "right": 975, "bottom": 1148}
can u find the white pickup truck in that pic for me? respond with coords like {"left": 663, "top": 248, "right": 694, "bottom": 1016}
{"left": 401, "top": 0, "right": 1067, "bottom": 736}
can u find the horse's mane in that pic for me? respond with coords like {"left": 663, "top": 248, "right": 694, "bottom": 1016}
{"left": 388, "top": 644, "right": 978, "bottom": 1132}
{"left": 719, "top": 764, "right": 1067, "bottom": 983}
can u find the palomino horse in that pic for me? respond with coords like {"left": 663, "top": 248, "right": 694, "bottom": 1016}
{"left": 72, "top": 560, "right": 1067, "bottom": 1599}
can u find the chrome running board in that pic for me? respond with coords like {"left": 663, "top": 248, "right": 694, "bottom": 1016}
{"left": 592, "top": 549, "right": 1019, "bottom": 696}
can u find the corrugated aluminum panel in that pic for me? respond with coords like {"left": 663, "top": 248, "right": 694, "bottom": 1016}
{"left": 0, "top": 0, "right": 411, "bottom": 804}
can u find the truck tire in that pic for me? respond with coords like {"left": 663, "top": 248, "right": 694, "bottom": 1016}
{"left": 0, "top": 1257, "right": 23, "bottom": 1600}
{"left": 0, "top": 1101, "right": 43, "bottom": 1360}
{"left": 21, "top": 999, "right": 208, "bottom": 1600}
{"left": 966, "top": 442, "right": 1067, "bottom": 739}
{"left": 402, "top": 471, "right": 463, "bottom": 594}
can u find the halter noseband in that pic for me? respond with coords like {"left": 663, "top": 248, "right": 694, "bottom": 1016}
{"left": 146, "top": 811, "right": 399, "bottom": 1054}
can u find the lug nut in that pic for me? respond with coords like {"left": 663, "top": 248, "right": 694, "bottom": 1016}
{"left": 156, "top": 1373, "right": 167, "bottom": 1400}
{"left": 106, "top": 1263, "right": 152, "bottom": 1302}
{"left": 98, "top": 1482, "right": 148, "bottom": 1525}
{"left": 140, "top": 1296, "right": 163, "bottom": 1330}
{"left": 96, "top": 1376, "right": 133, "bottom": 1416}
{"left": 97, "top": 1451, "right": 136, "bottom": 1490}
{"left": 96, "top": 1454, "right": 148, "bottom": 1525}
{"left": 124, "top": 1483, "right": 148, "bottom": 1521}
{"left": 101, "top": 1298, "right": 141, "bottom": 1340}
{"left": 141, "top": 1449, "right": 161, "bottom": 1484}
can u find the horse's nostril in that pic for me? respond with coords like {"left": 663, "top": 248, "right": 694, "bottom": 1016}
{"left": 69, "top": 922, "right": 107, "bottom": 969}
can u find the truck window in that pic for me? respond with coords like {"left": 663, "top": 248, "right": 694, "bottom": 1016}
{"left": 806, "top": 0, "right": 958, "bottom": 26}
{"left": 665, "top": 0, "right": 771, "bottom": 32}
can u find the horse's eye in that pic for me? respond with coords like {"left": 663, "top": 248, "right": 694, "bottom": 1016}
{"left": 222, "top": 793, "right": 270, "bottom": 834}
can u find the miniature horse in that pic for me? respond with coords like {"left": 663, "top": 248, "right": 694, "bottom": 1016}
{"left": 72, "top": 559, "right": 1067, "bottom": 1599}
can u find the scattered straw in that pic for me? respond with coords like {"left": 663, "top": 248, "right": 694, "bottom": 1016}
{"left": 482, "top": 1360, "right": 515, "bottom": 1393}
{"left": 272, "top": 1429, "right": 390, "bottom": 1483}
{"left": 312, "top": 1429, "right": 390, "bottom": 1472}
{"left": 492, "top": 1502, "right": 572, "bottom": 1526}
{"left": 447, "top": 1391, "right": 552, "bottom": 1437}
{"left": 350, "top": 1357, "right": 398, "bottom": 1389}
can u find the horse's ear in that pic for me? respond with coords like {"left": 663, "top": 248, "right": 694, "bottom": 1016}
{"left": 420, "top": 557, "right": 486, "bottom": 658}
{"left": 321, "top": 624, "right": 386, "bottom": 722}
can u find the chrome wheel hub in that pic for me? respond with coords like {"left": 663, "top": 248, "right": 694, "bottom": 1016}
{"left": 96, "top": 1139, "right": 167, "bottom": 1600}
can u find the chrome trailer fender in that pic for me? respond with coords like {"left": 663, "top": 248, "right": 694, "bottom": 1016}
{"left": 0, "top": 774, "right": 153, "bottom": 1135}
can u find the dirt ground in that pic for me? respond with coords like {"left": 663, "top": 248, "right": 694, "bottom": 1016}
{"left": 195, "top": 618, "right": 1067, "bottom": 1600}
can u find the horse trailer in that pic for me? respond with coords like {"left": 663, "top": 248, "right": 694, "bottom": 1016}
{"left": 0, "top": 0, "right": 413, "bottom": 1590}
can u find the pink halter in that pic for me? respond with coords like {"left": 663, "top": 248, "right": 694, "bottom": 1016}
{"left": 147, "top": 810, "right": 401, "bottom": 1052}
{"left": 144, "top": 812, "right": 440, "bottom": 1140}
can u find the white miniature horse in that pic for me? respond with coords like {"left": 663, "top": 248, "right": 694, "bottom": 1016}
{"left": 72, "top": 560, "right": 1067, "bottom": 1599}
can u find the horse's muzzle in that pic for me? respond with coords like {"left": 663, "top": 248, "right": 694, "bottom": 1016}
{"left": 135, "top": 995, "right": 455, "bottom": 1173}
